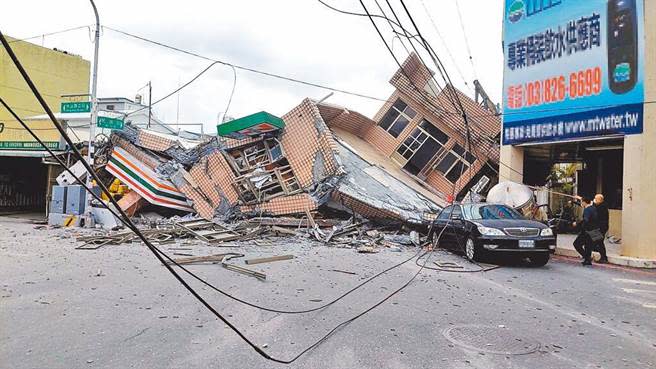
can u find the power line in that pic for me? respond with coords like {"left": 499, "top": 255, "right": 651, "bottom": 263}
{"left": 103, "top": 25, "right": 388, "bottom": 103}
{"left": 418, "top": 0, "right": 472, "bottom": 93}
{"left": 125, "top": 61, "right": 223, "bottom": 117}
{"left": 2, "top": 29, "right": 451, "bottom": 365}
{"left": 453, "top": 0, "right": 479, "bottom": 81}
{"left": 382, "top": 0, "right": 447, "bottom": 98}
{"left": 316, "top": 0, "right": 417, "bottom": 35}
{"left": 7, "top": 25, "right": 91, "bottom": 43}
{"left": 222, "top": 65, "right": 237, "bottom": 122}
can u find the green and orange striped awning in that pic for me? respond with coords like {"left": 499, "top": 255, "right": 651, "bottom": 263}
{"left": 106, "top": 147, "right": 193, "bottom": 212}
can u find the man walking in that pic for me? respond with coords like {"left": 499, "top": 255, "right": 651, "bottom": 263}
{"left": 572, "top": 195, "right": 600, "bottom": 266}
{"left": 594, "top": 194, "right": 609, "bottom": 263}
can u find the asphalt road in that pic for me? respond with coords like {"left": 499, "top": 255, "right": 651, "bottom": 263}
{"left": 1, "top": 215, "right": 655, "bottom": 369}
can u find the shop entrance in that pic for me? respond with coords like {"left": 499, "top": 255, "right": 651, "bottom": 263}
{"left": 0, "top": 156, "right": 48, "bottom": 213}
{"left": 520, "top": 137, "right": 624, "bottom": 238}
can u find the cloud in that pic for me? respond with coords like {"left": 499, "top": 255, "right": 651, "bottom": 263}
{"left": 2, "top": 0, "right": 504, "bottom": 134}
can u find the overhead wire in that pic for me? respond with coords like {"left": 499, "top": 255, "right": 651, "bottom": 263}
{"left": 314, "top": 0, "right": 522, "bottom": 196}
{"left": 418, "top": 0, "right": 472, "bottom": 93}
{"left": 374, "top": 0, "right": 411, "bottom": 56}
{"left": 222, "top": 65, "right": 237, "bottom": 122}
{"left": 355, "top": 1, "right": 498, "bottom": 273}
{"left": 7, "top": 25, "right": 91, "bottom": 43}
{"left": 381, "top": 0, "right": 448, "bottom": 99}
{"left": 1, "top": 29, "right": 443, "bottom": 363}
{"left": 453, "top": 0, "right": 479, "bottom": 82}
{"left": 316, "top": 0, "right": 417, "bottom": 35}
{"left": 102, "top": 25, "right": 388, "bottom": 103}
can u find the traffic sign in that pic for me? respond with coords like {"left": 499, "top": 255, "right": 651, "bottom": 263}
{"left": 97, "top": 116, "right": 124, "bottom": 130}
{"left": 61, "top": 101, "right": 91, "bottom": 113}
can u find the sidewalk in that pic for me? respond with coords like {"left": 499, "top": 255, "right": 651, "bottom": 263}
{"left": 555, "top": 234, "right": 656, "bottom": 269}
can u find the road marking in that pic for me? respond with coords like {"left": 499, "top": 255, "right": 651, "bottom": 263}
{"left": 622, "top": 288, "right": 656, "bottom": 295}
{"left": 643, "top": 303, "right": 656, "bottom": 309}
{"left": 474, "top": 276, "right": 656, "bottom": 345}
{"left": 613, "top": 278, "right": 656, "bottom": 286}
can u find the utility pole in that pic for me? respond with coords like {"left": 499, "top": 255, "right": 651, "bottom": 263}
{"left": 148, "top": 81, "right": 152, "bottom": 129}
{"left": 85, "top": 0, "right": 100, "bottom": 226}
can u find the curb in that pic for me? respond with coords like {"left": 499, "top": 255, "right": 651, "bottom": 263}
{"left": 555, "top": 247, "right": 656, "bottom": 269}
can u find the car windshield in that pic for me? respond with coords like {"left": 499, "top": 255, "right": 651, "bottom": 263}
{"left": 464, "top": 204, "right": 525, "bottom": 220}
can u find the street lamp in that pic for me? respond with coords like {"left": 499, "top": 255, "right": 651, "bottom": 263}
{"left": 85, "top": 0, "right": 100, "bottom": 226}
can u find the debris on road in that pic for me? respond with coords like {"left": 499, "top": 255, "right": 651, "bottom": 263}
{"left": 221, "top": 254, "right": 266, "bottom": 281}
{"left": 244, "top": 255, "right": 295, "bottom": 265}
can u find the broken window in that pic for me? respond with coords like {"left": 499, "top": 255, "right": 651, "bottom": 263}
{"left": 435, "top": 143, "right": 476, "bottom": 183}
{"left": 225, "top": 138, "right": 301, "bottom": 205}
{"left": 226, "top": 138, "right": 285, "bottom": 174}
{"left": 378, "top": 99, "right": 416, "bottom": 138}
{"left": 395, "top": 120, "right": 449, "bottom": 176}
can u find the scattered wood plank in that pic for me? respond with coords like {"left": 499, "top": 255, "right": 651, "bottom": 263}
{"left": 244, "top": 255, "right": 294, "bottom": 265}
{"left": 164, "top": 253, "right": 241, "bottom": 266}
{"left": 330, "top": 269, "right": 357, "bottom": 275}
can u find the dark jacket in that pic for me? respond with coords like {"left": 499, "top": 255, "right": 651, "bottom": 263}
{"left": 579, "top": 205, "right": 600, "bottom": 233}
{"left": 595, "top": 202, "right": 609, "bottom": 233}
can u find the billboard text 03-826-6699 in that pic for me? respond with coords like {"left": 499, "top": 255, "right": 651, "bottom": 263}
{"left": 502, "top": 0, "right": 645, "bottom": 145}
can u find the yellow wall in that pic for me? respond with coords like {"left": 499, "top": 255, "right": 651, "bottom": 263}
{"left": 0, "top": 36, "right": 90, "bottom": 148}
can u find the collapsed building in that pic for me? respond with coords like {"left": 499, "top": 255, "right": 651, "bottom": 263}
{"left": 96, "top": 53, "right": 500, "bottom": 226}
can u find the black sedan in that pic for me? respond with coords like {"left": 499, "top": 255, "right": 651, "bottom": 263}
{"left": 429, "top": 203, "right": 557, "bottom": 266}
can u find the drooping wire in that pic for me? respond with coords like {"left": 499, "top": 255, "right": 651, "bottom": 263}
{"left": 0, "top": 29, "right": 443, "bottom": 364}
{"left": 222, "top": 65, "right": 237, "bottom": 123}
{"left": 355, "top": 1, "right": 498, "bottom": 272}
{"left": 103, "top": 25, "right": 388, "bottom": 103}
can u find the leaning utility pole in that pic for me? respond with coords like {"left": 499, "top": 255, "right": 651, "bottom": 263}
{"left": 85, "top": 0, "right": 100, "bottom": 226}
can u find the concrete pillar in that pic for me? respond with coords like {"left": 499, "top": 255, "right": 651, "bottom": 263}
{"left": 620, "top": 1, "right": 656, "bottom": 259}
{"left": 499, "top": 144, "right": 524, "bottom": 183}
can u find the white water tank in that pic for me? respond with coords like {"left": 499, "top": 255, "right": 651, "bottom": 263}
{"left": 486, "top": 181, "right": 535, "bottom": 213}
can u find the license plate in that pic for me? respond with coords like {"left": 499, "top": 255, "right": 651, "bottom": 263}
{"left": 519, "top": 240, "right": 535, "bottom": 248}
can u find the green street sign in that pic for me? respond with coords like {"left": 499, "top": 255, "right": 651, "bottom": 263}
{"left": 61, "top": 101, "right": 91, "bottom": 113}
{"left": 97, "top": 116, "right": 124, "bottom": 130}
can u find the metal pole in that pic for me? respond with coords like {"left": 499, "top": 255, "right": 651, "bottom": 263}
{"left": 148, "top": 81, "right": 152, "bottom": 129}
{"left": 85, "top": 0, "right": 100, "bottom": 226}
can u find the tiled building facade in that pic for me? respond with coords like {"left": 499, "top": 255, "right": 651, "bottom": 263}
{"left": 323, "top": 53, "right": 501, "bottom": 201}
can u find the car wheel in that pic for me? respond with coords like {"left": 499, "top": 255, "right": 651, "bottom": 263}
{"left": 465, "top": 237, "right": 479, "bottom": 261}
{"left": 528, "top": 253, "right": 550, "bottom": 267}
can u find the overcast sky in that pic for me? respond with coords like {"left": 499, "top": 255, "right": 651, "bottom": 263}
{"left": 2, "top": 0, "right": 504, "bottom": 134}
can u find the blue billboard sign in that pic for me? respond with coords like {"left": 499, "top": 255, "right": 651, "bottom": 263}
{"left": 502, "top": 0, "right": 645, "bottom": 145}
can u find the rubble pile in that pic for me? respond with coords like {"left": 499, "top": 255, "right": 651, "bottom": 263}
{"left": 93, "top": 99, "right": 440, "bottom": 229}
{"left": 74, "top": 214, "right": 425, "bottom": 264}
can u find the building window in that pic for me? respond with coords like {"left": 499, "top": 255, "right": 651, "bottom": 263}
{"left": 378, "top": 99, "right": 416, "bottom": 138}
{"left": 106, "top": 104, "right": 115, "bottom": 111}
{"left": 395, "top": 120, "right": 450, "bottom": 175}
{"left": 397, "top": 129, "right": 428, "bottom": 160}
{"left": 435, "top": 143, "right": 476, "bottom": 183}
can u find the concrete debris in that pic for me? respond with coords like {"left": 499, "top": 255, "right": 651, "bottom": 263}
{"left": 93, "top": 98, "right": 440, "bottom": 228}
{"left": 357, "top": 246, "right": 379, "bottom": 254}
